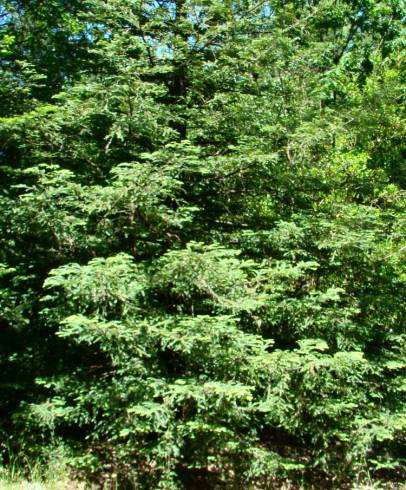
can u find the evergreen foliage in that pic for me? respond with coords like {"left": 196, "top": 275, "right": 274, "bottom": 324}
{"left": 0, "top": 0, "right": 405, "bottom": 488}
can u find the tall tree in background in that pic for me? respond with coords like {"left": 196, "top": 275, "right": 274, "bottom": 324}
{"left": 0, "top": 0, "right": 405, "bottom": 488}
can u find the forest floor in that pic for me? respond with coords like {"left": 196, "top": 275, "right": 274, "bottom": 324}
{"left": 0, "top": 482, "right": 87, "bottom": 489}
{"left": 1, "top": 478, "right": 405, "bottom": 490}
{"left": 1, "top": 483, "right": 405, "bottom": 490}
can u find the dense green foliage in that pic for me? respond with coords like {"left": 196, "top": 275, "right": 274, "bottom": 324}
{"left": 1, "top": 0, "right": 405, "bottom": 488}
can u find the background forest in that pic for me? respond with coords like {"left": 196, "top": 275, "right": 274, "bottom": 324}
{"left": 0, "top": 0, "right": 405, "bottom": 488}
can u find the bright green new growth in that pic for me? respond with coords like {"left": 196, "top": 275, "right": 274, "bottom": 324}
{"left": 0, "top": 0, "right": 405, "bottom": 488}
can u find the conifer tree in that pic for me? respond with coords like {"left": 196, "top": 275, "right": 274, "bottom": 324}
{"left": 0, "top": 0, "right": 405, "bottom": 487}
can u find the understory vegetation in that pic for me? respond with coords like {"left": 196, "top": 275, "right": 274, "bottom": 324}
{"left": 0, "top": 0, "right": 405, "bottom": 488}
